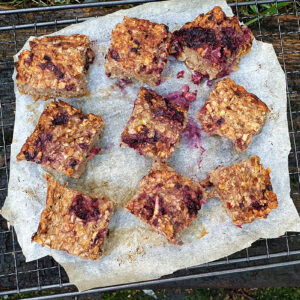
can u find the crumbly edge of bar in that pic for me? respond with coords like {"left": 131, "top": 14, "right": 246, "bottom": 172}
{"left": 171, "top": 6, "right": 253, "bottom": 79}
{"left": 176, "top": 46, "right": 241, "bottom": 80}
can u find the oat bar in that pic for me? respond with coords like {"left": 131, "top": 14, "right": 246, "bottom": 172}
{"left": 105, "top": 17, "right": 171, "bottom": 86}
{"left": 126, "top": 166, "right": 207, "bottom": 244}
{"left": 32, "top": 175, "right": 113, "bottom": 260}
{"left": 17, "top": 100, "right": 104, "bottom": 178}
{"left": 16, "top": 35, "right": 95, "bottom": 101}
{"left": 197, "top": 78, "right": 270, "bottom": 152}
{"left": 121, "top": 87, "right": 188, "bottom": 161}
{"left": 205, "top": 156, "right": 278, "bottom": 226}
{"left": 171, "top": 6, "right": 253, "bottom": 80}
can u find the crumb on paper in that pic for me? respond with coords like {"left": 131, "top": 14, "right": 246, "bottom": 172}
{"left": 26, "top": 102, "right": 40, "bottom": 113}
{"left": 97, "top": 89, "right": 111, "bottom": 99}
{"left": 198, "top": 227, "right": 209, "bottom": 239}
{"left": 96, "top": 45, "right": 107, "bottom": 56}
{"left": 117, "top": 246, "right": 147, "bottom": 265}
{"left": 24, "top": 189, "right": 41, "bottom": 203}
{"left": 103, "top": 226, "right": 165, "bottom": 258}
{"left": 27, "top": 117, "right": 34, "bottom": 124}
{"left": 163, "top": 76, "right": 174, "bottom": 81}
{"left": 269, "top": 111, "right": 280, "bottom": 122}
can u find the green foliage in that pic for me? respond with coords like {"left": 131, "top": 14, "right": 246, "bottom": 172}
{"left": 250, "top": 287, "right": 300, "bottom": 300}
{"left": 100, "top": 289, "right": 154, "bottom": 300}
{"left": 2, "top": 288, "right": 300, "bottom": 299}
{"left": 183, "top": 288, "right": 239, "bottom": 300}
{"left": 0, "top": 0, "right": 81, "bottom": 7}
{"left": 244, "top": 2, "right": 292, "bottom": 26}
{"left": 185, "top": 288, "right": 300, "bottom": 300}
{"left": 0, "top": 290, "right": 55, "bottom": 300}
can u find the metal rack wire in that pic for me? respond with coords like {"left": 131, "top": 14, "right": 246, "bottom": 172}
{"left": 0, "top": 0, "right": 299, "bottom": 298}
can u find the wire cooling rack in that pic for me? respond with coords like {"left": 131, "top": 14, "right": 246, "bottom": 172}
{"left": 0, "top": 0, "right": 299, "bottom": 298}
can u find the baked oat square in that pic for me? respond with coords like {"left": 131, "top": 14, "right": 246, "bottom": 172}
{"left": 205, "top": 156, "right": 278, "bottom": 226}
{"left": 197, "top": 78, "right": 270, "bottom": 152}
{"left": 126, "top": 166, "right": 207, "bottom": 244}
{"left": 16, "top": 35, "right": 95, "bottom": 101}
{"left": 105, "top": 17, "right": 171, "bottom": 86}
{"left": 17, "top": 100, "right": 104, "bottom": 178}
{"left": 171, "top": 6, "right": 253, "bottom": 80}
{"left": 121, "top": 87, "right": 188, "bottom": 161}
{"left": 32, "top": 175, "right": 114, "bottom": 260}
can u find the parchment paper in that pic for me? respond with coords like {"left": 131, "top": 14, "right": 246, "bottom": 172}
{"left": 2, "top": 0, "right": 300, "bottom": 291}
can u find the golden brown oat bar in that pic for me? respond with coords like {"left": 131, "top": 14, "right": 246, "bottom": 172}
{"left": 121, "top": 87, "right": 188, "bottom": 161}
{"left": 205, "top": 156, "right": 278, "bottom": 226}
{"left": 16, "top": 35, "right": 95, "bottom": 101}
{"left": 171, "top": 6, "right": 253, "bottom": 80}
{"left": 105, "top": 17, "right": 171, "bottom": 86}
{"left": 197, "top": 78, "right": 270, "bottom": 152}
{"left": 32, "top": 175, "right": 114, "bottom": 260}
{"left": 17, "top": 100, "right": 104, "bottom": 178}
{"left": 126, "top": 166, "right": 207, "bottom": 244}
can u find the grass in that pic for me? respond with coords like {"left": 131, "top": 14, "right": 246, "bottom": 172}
{"left": 0, "top": 0, "right": 81, "bottom": 8}
{"left": 238, "top": 1, "right": 294, "bottom": 25}
{"left": 1, "top": 288, "right": 300, "bottom": 299}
